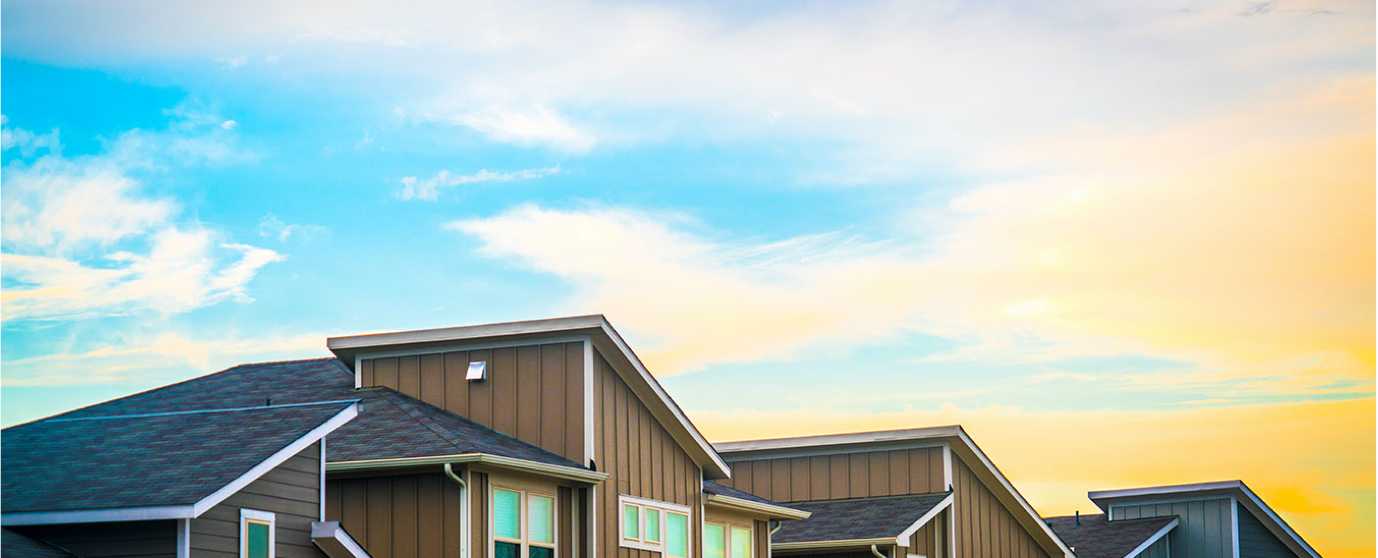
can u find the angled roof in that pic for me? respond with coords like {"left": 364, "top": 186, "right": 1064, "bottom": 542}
{"left": 2, "top": 399, "right": 357, "bottom": 525}
{"left": 1089, "top": 480, "right": 1320, "bottom": 558}
{"left": 703, "top": 481, "right": 811, "bottom": 520}
{"left": 2, "top": 529, "right": 76, "bottom": 558}
{"left": 327, "top": 315, "right": 731, "bottom": 478}
{"left": 772, "top": 493, "right": 952, "bottom": 546}
{"left": 1044, "top": 514, "right": 1177, "bottom": 558}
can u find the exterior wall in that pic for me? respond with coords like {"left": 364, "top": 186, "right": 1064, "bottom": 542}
{"left": 592, "top": 353, "right": 703, "bottom": 558}
{"left": 325, "top": 472, "right": 463, "bottom": 558}
{"left": 1138, "top": 534, "right": 1172, "bottom": 558}
{"left": 703, "top": 508, "right": 769, "bottom": 558}
{"left": 1111, "top": 498, "right": 1236, "bottom": 558}
{"left": 721, "top": 447, "right": 945, "bottom": 502}
{"left": 949, "top": 459, "right": 1047, "bottom": 558}
{"left": 12, "top": 521, "right": 176, "bottom": 558}
{"left": 1237, "top": 507, "right": 1291, "bottom": 558}
{"left": 902, "top": 510, "right": 946, "bottom": 558}
{"left": 463, "top": 471, "right": 577, "bottom": 558}
{"left": 191, "top": 442, "right": 326, "bottom": 558}
{"left": 359, "top": 341, "right": 586, "bottom": 463}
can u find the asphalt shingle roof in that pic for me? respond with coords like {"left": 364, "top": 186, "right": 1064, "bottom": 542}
{"left": 1, "top": 529, "right": 76, "bottom": 558}
{"left": 1044, "top": 514, "right": 1176, "bottom": 558}
{"left": 2, "top": 400, "right": 354, "bottom": 514}
{"left": 773, "top": 493, "right": 951, "bottom": 544}
{"left": 702, "top": 481, "right": 779, "bottom": 505}
{"left": 48, "top": 357, "right": 582, "bottom": 468}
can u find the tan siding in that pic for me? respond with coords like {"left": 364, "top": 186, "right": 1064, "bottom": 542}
{"left": 726, "top": 447, "right": 945, "bottom": 502}
{"left": 327, "top": 472, "right": 463, "bottom": 558}
{"left": 16, "top": 521, "right": 176, "bottom": 558}
{"left": 950, "top": 458, "right": 1048, "bottom": 558}
{"left": 192, "top": 443, "right": 325, "bottom": 558}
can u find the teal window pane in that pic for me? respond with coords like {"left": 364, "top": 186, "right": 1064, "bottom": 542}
{"left": 494, "top": 489, "right": 522, "bottom": 540}
{"left": 704, "top": 524, "right": 725, "bottom": 558}
{"left": 644, "top": 509, "right": 661, "bottom": 543}
{"left": 495, "top": 541, "right": 520, "bottom": 558}
{"left": 622, "top": 504, "right": 639, "bottom": 540}
{"left": 247, "top": 522, "right": 270, "bottom": 558}
{"left": 528, "top": 495, "right": 554, "bottom": 544}
{"left": 530, "top": 547, "right": 554, "bottom": 558}
{"left": 731, "top": 527, "right": 751, "bottom": 558}
{"left": 666, "top": 513, "right": 688, "bottom": 558}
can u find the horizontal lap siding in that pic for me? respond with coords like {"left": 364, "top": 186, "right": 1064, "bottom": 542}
{"left": 326, "top": 473, "right": 462, "bottom": 558}
{"left": 15, "top": 521, "right": 176, "bottom": 558}
{"left": 724, "top": 447, "right": 944, "bottom": 502}
{"left": 192, "top": 443, "right": 325, "bottom": 558}
{"left": 593, "top": 353, "right": 701, "bottom": 558}
{"left": 362, "top": 342, "right": 586, "bottom": 463}
{"left": 1112, "top": 499, "right": 1235, "bottom": 558}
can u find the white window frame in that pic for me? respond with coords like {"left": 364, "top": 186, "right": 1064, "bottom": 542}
{"left": 618, "top": 495, "right": 692, "bottom": 554}
{"left": 490, "top": 482, "right": 560, "bottom": 558}
{"left": 240, "top": 509, "right": 276, "bottom": 558}
{"left": 704, "top": 520, "right": 753, "bottom": 558}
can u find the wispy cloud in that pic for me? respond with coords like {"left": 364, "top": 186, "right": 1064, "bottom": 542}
{"left": 452, "top": 106, "right": 595, "bottom": 153}
{"left": 257, "top": 213, "right": 330, "bottom": 242}
{"left": 399, "top": 165, "right": 560, "bottom": 201}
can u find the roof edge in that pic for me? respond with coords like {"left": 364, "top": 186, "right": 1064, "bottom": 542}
{"left": 1124, "top": 517, "right": 1179, "bottom": 558}
{"left": 327, "top": 452, "right": 609, "bottom": 483}
{"left": 326, "top": 315, "right": 606, "bottom": 351}
{"left": 714, "top": 426, "right": 963, "bottom": 455}
{"left": 772, "top": 538, "right": 899, "bottom": 552}
{"left": 705, "top": 494, "right": 812, "bottom": 520}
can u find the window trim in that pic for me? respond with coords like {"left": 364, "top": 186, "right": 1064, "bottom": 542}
{"left": 618, "top": 495, "right": 692, "bottom": 554}
{"left": 489, "top": 480, "right": 560, "bottom": 558}
{"left": 240, "top": 509, "right": 276, "bottom": 558}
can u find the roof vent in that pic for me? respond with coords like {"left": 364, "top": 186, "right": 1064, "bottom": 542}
{"left": 466, "top": 361, "right": 487, "bottom": 382}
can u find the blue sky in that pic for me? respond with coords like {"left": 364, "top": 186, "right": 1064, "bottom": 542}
{"left": 1, "top": 2, "right": 1374, "bottom": 552}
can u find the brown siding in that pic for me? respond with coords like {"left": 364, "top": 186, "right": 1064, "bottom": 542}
{"left": 592, "top": 353, "right": 702, "bottom": 558}
{"left": 360, "top": 341, "right": 586, "bottom": 463}
{"left": 704, "top": 508, "right": 770, "bottom": 558}
{"left": 191, "top": 443, "right": 326, "bottom": 558}
{"left": 902, "top": 510, "right": 946, "bottom": 558}
{"left": 949, "top": 459, "right": 1047, "bottom": 558}
{"left": 723, "top": 447, "right": 944, "bottom": 502}
{"left": 15, "top": 521, "right": 176, "bottom": 558}
{"left": 327, "top": 472, "right": 462, "bottom": 558}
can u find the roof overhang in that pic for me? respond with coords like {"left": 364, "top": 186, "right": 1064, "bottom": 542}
{"left": 772, "top": 538, "right": 900, "bottom": 553}
{"left": 327, "top": 315, "right": 731, "bottom": 479}
{"left": 327, "top": 452, "right": 610, "bottom": 484}
{"left": 705, "top": 493, "right": 812, "bottom": 520}
{"left": 1090, "top": 481, "right": 1320, "bottom": 558}
{"left": 312, "top": 521, "right": 372, "bottom": 558}
{"left": 2, "top": 402, "right": 359, "bottom": 526}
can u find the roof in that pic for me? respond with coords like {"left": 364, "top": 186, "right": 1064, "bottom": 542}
{"left": 2, "top": 529, "right": 76, "bottom": 558}
{"left": 772, "top": 493, "right": 952, "bottom": 546}
{"left": 1089, "top": 480, "right": 1320, "bottom": 558}
{"left": 1, "top": 399, "right": 357, "bottom": 524}
{"left": 1043, "top": 514, "right": 1177, "bottom": 558}
{"left": 44, "top": 357, "right": 591, "bottom": 476}
{"left": 715, "top": 426, "right": 962, "bottom": 456}
{"left": 327, "top": 315, "right": 731, "bottom": 478}
{"left": 703, "top": 481, "right": 812, "bottom": 520}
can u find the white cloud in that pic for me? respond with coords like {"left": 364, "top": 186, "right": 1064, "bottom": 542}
{"left": 257, "top": 213, "right": 329, "bottom": 242}
{"left": 453, "top": 106, "right": 595, "bottom": 153}
{"left": 398, "top": 165, "right": 561, "bottom": 201}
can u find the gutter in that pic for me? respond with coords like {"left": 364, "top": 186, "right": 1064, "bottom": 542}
{"left": 773, "top": 538, "right": 900, "bottom": 552}
{"left": 705, "top": 494, "right": 812, "bottom": 520}
{"left": 328, "top": 453, "right": 609, "bottom": 483}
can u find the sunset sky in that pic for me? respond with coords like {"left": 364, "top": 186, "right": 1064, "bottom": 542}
{"left": 1, "top": 1, "right": 1373, "bottom": 555}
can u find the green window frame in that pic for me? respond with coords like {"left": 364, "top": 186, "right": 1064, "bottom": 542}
{"left": 493, "top": 485, "right": 558, "bottom": 558}
{"left": 240, "top": 509, "right": 275, "bottom": 558}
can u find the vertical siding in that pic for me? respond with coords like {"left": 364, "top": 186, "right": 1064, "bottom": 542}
{"left": 327, "top": 473, "right": 463, "bottom": 558}
{"left": 14, "top": 521, "right": 177, "bottom": 558}
{"left": 360, "top": 341, "right": 586, "bottom": 463}
{"left": 1113, "top": 498, "right": 1235, "bottom": 558}
{"left": 904, "top": 514, "right": 943, "bottom": 558}
{"left": 1237, "top": 506, "right": 1291, "bottom": 558}
{"left": 191, "top": 443, "right": 326, "bottom": 558}
{"left": 949, "top": 458, "right": 1046, "bottom": 558}
{"left": 1139, "top": 534, "right": 1172, "bottom": 558}
{"left": 592, "top": 353, "right": 702, "bottom": 558}
{"left": 722, "top": 448, "right": 944, "bottom": 502}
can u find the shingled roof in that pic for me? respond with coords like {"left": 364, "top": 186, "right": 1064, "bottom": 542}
{"left": 703, "top": 481, "right": 776, "bottom": 505}
{"left": 773, "top": 492, "right": 953, "bottom": 545}
{"left": 1043, "top": 514, "right": 1177, "bottom": 558}
{"left": 2, "top": 399, "right": 356, "bottom": 521}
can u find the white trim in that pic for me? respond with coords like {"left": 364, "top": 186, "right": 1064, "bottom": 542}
{"left": 328, "top": 453, "right": 608, "bottom": 483}
{"left": 619, "top": 495, "right": 693, "bottom": 553}
{"left": 354, "top": 335, "right": 591, "bottom": 362}
{"left": 311, "top": 521, "right": 372, "bottom": 558}
{"left": 722, "top": 440, "right": 948, "bottom": 463}
{"left": 716, "top": 427, "right": 962, "bottom": 455}
{"left": 951, "top": 429, "right": 1072, "bottom": 557}
{"left": 589, "top": 488, "right": 599, "bottom": 558}
{"left": 2, "top": 505, "right": 196, "bottom": 525}
{"left": 946, "top": 494, "right": 957, "bottom": 558}
{"left": 328, "top": 316, "right": 601, "bottom": 350}
{"left": 319, "top": 438, "right": 328, "bottom": 521}
{"left": 583, "top": 339, "right": 595, "bottom": 467}
{"left": 621, "top": 495, "right": 693, "bottom": 514}
{"left": 771, "top": 538, "right": 897, "bottom": 551}
{"left": 940, "top": 444, "right": 952, "bottom": 491}
{"left": 704, "top": 494, "right": 811, "bottom": 520}
{"left": 177, "top": 518, "right": 190, "bottom": 558}
{"left": 1230, "top": 497, "right": 1241, "bottom": 558}
{"left": 354, "top": 356, "right": 362, "bottom": 389}
{"left": 1122, "top": 517, "right": 1178, "bottom": 558}
{"left": 241, "top": 509, "right": 277, "bottom": 558}
{"left": 896, "top": 493, "right": 954, "bottom": 544}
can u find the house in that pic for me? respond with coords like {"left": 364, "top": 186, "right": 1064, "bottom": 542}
{"left": 0, "top": 316, "right": 1325, "bottom": 558}
{"left": 1044, "top": 481, "right": 1322, "bottom": 558}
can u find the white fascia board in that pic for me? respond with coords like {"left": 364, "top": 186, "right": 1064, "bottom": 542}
{"left": 328, "top": 452, "right": 609, "bottom": 483}
{"left": 951, "top": 429, "right": 1075, "bottom": 558}
{"left": 312, "top": 521, "right": 373, "bottom": 558}
{"left": 716, "top": 426, "right": 963, "bottom": 455}
{"left": 1088, "top": 480, "right": 1244, "bottom": 506}
{"left": 1122, "top": 517, "right": 1178, "bottom": 558}
{"left": 1235, "top": 484, "right": 1321, "bottom": 558}
{"left": 327, "top": 315, "right": 606, "bottom": 351}
{"left": 2, "top": 505, "right": 196, "bottom": 526}
{"left": 896, "top": 493, "right": 955, "bottom": 543}
{"left": 704, "top": 494, "right": 812, "bottom": 520}
{"left": 772, "top": 538, "right": 897, "bottom": 552}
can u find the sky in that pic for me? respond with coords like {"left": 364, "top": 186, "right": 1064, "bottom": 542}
{"left": 0, "top": 0, "right": 1373, "bottom": 555}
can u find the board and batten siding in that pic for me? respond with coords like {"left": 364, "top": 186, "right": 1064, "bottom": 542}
{"left": 903, "top": 511, "right": 946, "bottom": 558}
{"left": 191, "top": 442, "right": 326, "bottom": 558}
{"left": 325, "top": 473, "right": 463, "bottom": 558}
{"left": 1111, "top": 498, "right": 1235, "bottom": 558}
{"left": 1138, "top": 534, "right": 1172, "bottom": 558}
{"left": 1237, "top": 507, "right": 1291, "bottom": 558}
{"left": 949, "top": 458, "right": 1048, "bottom": 558}
{"left": 359, "top": 341, "right": 586, "bottom": 463}
{"left": 592, "top": 353, "right": 703, "bottom": 558}
{"left": 460, "top": 471, "right": 578, "bottom": 558}
{"left": 13, "top": 521, "right": 177, "bottom": 558}
{"left": 722, "top": 447, "right": 945, "bottom": 502}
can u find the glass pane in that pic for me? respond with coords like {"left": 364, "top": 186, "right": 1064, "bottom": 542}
{"left": 666, "top": 513, "right": 688, "bottom": 558}
{"left": 731, "top": 527, "right": 752, "bottom": 558}
{"left": 622, "top": 504, "right": 640, "bottom": 540}
{"left": 247, "top": 522, "right": 270, "bottom": 558}
{"left": 529, "top": 495, "right": 555, "bottom": 544}
{"left": 530, "top": 547, "right": 554, "bottom": 558}
{"left": 644, "top": 509, "right": 661, "bottom": 543}
{"left": 703, "top": 524, "right": 725, "bottom": 558}
{"left": 495, "top": 541, "right": 520, "bottom": 558}
{"left": 494, "top": 489, "right": 522, "bottom": 540}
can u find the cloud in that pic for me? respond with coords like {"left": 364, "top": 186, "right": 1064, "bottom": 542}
{"left": 257, "top": 213, "right": 330, "bottom": 242}
{"left": 452, "top": 106, "right": 595, "bottom": 153}
{"left": 398, "top": 165, "right": 561, "bottom": 201}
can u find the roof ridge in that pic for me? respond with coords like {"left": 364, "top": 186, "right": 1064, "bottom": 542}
{"left": 43, "top": 398, "right": 359, "bottom": 423}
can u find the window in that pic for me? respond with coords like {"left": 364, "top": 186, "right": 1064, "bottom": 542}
{"left": 240, "top": 509, "right": 275, "bottom": 558}
{"left": 704, "top": 522, "right": 752, "bottom": 558}
{"left": 618, "top": 496, "right": 691, "bottom": 554}
{"left": 493, "top": 485, "right": 557, "bottom": 558}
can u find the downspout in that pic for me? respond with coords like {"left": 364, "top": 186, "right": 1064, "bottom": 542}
{"left": 769, "top": 520, "right": 782, "bottom": 536}
{"left": 444, "top": 463, "right": 469, "bottom": 558}
{"left": 869, "top": 545, "right": 887, "bottom": 558}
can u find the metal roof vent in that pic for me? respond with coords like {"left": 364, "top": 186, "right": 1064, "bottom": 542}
{"left": 466, "top": 360, "right": 487, "bottom": 381}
